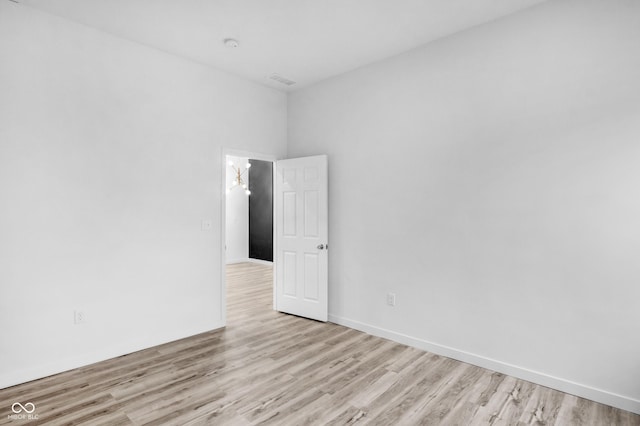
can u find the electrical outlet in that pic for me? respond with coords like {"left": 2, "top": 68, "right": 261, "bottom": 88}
{"left": 74, "top": 310, "right": 86, "bottom": 325}
{"left": 386, "top": 293, "right": 396, "bottom": 307}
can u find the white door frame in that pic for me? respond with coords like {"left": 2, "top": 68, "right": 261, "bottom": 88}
{"left": 220, "top": 147, "right": 278, "bottom": 327}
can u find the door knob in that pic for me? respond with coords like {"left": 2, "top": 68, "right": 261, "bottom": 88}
{"left": 317, "top": 244, "right": 325, "bottom": 250}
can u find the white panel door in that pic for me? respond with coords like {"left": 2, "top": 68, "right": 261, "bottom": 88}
{"left": 275, "top": 155, "right": 328, "bottom": 322}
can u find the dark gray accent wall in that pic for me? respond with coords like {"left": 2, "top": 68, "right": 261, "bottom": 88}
{"left": 248, "top": 159, "right": 273, "bottom": 262}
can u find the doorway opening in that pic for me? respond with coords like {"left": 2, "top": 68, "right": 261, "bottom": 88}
{"left": 222, "top": 150, "right": 276, "bottom": 326}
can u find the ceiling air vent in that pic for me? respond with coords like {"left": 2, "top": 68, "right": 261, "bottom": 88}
{"left": 270, "top": 74, "right": 296, "bottom": 86}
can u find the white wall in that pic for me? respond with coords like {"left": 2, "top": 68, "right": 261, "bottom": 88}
{"left": 0, "top": 2, "right": 286, "bottom": 387}
{"left": 225, "top": 155, "right": 249, "bottom": 263}
{"left": 288, "top": 0, "right": 640, "bottom": 414}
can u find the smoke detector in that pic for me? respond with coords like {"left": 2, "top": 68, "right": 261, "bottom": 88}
{"left": 223, "top": 38, "right": 239, "bottom": 48}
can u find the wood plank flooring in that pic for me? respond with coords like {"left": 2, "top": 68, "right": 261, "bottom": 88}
{"left": 1, "top": 262, "right": 638, "bottom": 425}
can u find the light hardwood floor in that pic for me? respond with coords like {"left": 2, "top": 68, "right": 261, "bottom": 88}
{"left": 1, "top": 262, "right": 638, "bottom": 425}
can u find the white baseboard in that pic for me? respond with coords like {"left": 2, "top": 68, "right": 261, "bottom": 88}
{"left": 0, "top": 322, "right": 224, "bottom": 390}
{"left": 226, "top": 258, "right": 249, "bottom": 265}
{"left": 226, "top": 258, "right": 273, "bottom": 266}
{"left": 328, "top": 313, "right": 640, "bottom": 415}
{"left": 247, "top": 258, "right": 273, "bottom": 266}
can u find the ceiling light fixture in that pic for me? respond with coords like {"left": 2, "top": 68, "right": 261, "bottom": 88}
{"left": 227, "top": 160, "right": 251, "bottom": 196}
{"left": 223, "top": 38, "right": 239, "bottom": 48}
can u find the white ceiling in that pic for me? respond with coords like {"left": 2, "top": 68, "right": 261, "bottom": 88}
{"left": 20, "top": 0, "right": 547, "bottom": 91}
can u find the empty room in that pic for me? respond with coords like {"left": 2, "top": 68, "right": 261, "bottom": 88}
{"left": 1, "top": 0, "right": 639, "bottom": 424}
